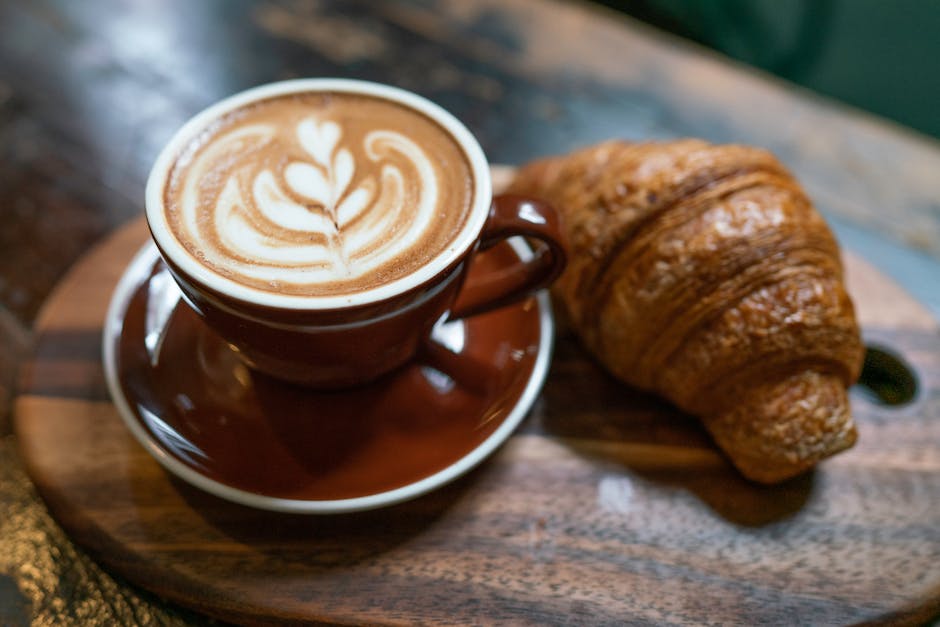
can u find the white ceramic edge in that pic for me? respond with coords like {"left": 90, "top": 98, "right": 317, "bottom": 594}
{"left": 145, "top": 78, "right": 493, "bottom": 310}
{"left": 103, "top": 239, "right": 553, "bottom": 514}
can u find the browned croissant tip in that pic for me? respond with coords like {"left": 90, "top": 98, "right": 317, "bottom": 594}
{"left": 705, "top": 369, "right": 857, "bottom": 484}
{"left": 510, "top": 139, "right": 864, "bottom": 484}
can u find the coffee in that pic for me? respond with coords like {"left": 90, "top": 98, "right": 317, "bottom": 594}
{"left": 145, "top": 80, "right": 564, "bottom": 387}
{"left": 162, "top": 92, "right": 475, "bottom": 297}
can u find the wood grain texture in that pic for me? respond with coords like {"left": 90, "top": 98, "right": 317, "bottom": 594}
{"left": 3, "top": 0, "right": 940, "bottom": 623}
{"left": 14, "top": 179, "right": 940, "bottom": 625}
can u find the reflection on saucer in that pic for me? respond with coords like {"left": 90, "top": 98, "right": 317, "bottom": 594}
{"left": 103, "top": 241, "right": 553, "bottom": 513}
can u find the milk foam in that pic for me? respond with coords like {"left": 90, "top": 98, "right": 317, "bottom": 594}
{"left": 163, "top": 92, "right": 474, "bottom": 297}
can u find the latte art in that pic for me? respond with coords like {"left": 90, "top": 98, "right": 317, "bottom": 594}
{"left": 187, "top": 119, "right": 435, "bottom": 282}
{"left": 164, "top": 93, "right": 474, "bottom": 297}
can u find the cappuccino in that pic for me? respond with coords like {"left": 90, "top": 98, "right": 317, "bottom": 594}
{"left": 162, "top": 92, "right": 475, "bottom": 297}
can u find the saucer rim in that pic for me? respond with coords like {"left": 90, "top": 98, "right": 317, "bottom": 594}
{"left": 102, "top": 241, "right": 553, "bottom": 514}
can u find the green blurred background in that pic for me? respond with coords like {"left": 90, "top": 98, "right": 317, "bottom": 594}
{"left": 605, "top": 0, "right": 940, "bottom": 140}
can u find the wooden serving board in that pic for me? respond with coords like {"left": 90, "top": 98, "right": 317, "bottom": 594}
{"left": 14, "top": 168, "right": 940, "bottom": 626}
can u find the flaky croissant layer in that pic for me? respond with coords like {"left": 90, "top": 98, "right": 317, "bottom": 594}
{"left": 509, "top": 140, "right": 864, "bottom": 483}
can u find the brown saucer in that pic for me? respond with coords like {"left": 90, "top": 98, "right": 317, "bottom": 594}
{"left": 103, "top": 241, "right": 552, "bottom": 513}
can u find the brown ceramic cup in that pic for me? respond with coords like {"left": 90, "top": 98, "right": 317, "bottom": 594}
{"left": 145, "top": 79, "right": 566, "bottom": 388}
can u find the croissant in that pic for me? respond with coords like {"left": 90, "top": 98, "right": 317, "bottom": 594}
{"left": 508, "top": 140, "right": 864, "bottom": 483}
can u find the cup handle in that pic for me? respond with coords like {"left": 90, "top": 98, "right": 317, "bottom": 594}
{"left": 449, "top": 194, "right": 567, "bottom": 320}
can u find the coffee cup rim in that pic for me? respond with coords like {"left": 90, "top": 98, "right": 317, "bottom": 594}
{"left": 145, "top": 78, "right": 492, "bottom": 310}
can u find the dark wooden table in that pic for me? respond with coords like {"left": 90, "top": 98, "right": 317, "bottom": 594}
{"left": 2, "top": 1, "right": 939, "bottom": 624}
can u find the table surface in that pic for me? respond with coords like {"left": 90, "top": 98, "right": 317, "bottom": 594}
{"left": 1, "top": 0, "right": 938, "bottom": 625}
